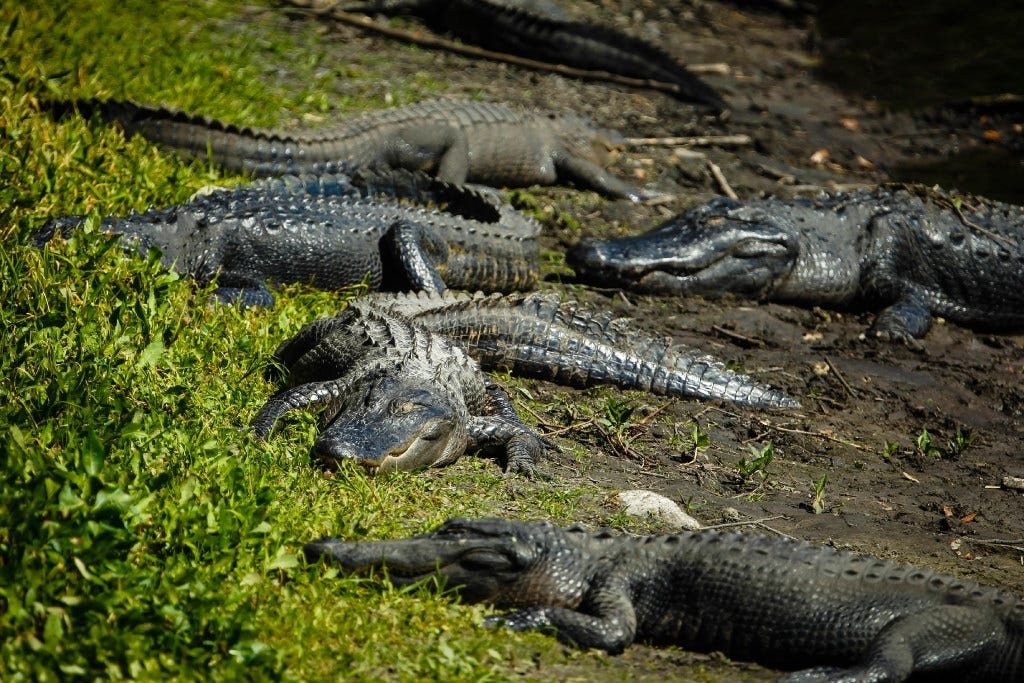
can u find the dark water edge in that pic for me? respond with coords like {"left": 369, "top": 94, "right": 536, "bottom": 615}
{"left": 815, "top": 1, "right": 1024, "bottom": 202}
{"left": 891, "top": 147, "right": 1024, "bottom": 205}
{"left": 816, "top": 2, "right": 1024, "bottom": 109}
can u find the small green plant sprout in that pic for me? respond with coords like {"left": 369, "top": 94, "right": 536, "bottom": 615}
{"left": 882, "top": 440, "right": 901, "bottom": 459}
{"left": 946, "top": 428, "right": 974, "bottom": 458}
{"left": 689, "top": 422, "right": 711, "bottom": 451}
{"left": 810, "top": 474, "right": 828, "bottom": 514}
{"left": 915, "top": 428, "right": 942, "bottom": 459}
{"left": 598, "top": 396, "right": 636, "bottom": 433}
{"left": 737, "top": 442, "right": 774, "bottom": 482}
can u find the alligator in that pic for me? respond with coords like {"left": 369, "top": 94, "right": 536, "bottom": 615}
{"left": 53, "top": 97, "right": 656, "bottom": 201}
{"left": 32, "top": 168, "right": 540, "bottom": 307}
{"left": 567, "top": 184, "right": 1024, "bottom": 341}
{"left": 251, "top": 290, "right": 798, "bottom": 474}
{"left": 324, "top": 0, "right": 727, "bottom": 110}
{"left": 305, "top": 516, "right": 1024, "bottom": 681}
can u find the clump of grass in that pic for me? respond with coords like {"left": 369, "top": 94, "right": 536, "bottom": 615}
{"left": 0, "top": 2, "right": 577, "bottom": 679}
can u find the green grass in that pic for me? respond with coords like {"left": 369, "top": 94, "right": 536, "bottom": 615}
{"left": 0, "top": 1, "right": 602, "bottom": 679}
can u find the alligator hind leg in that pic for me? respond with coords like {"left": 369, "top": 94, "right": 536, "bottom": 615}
{"left": 380, "top": 219, "right": 450, "bottom": 293}
{"left": 779, "top": 605, "right": 1003, "bottom": 682}
{"left": 385, "top": 124, "right": 470, "bottom": 184}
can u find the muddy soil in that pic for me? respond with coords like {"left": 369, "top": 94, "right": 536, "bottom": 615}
{"left": 272, "top": 1, "right": 1023, "bottom": 679}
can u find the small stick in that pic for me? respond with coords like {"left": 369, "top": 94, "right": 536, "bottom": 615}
{"left": 703, "top": 515, "right": 787, "bottom": 531}
{"left": 824, "top": 354, "right": 858, "bottom": 399}
{"left": 706, "top": 159, "right": 738, "bottom": 199}
{"left": 625, "top": 134, "right": 752, "bottom": 147}
{"left": 711, "top": 324, "right": 765, "bottom": 348}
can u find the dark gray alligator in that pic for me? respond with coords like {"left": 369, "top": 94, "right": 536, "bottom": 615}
{"left": 251, "top": 290, "right": 798, "bottom": 474}
{"left": 55, "top": 97, "right": 655, "bottom": 201}
{"left": 568, "top": 185, "right": 1024, "bottom": 341}
{"left": 33, "top": 168, "right": 540, "bottom": 307}
{"left": 326, "top": 0, "right": 726, "bottom": 110}
{"left": 306, "top": 517, "right": 1024, "bottom": 682}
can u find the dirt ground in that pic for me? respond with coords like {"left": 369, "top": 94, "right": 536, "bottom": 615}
{"left": 270, "top": 1, "right": 1023, "bottom": 678}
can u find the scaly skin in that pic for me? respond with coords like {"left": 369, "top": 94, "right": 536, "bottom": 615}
{"left": 251, "top": 291, "right": 797, "bottom": 474}
{"left": 333, "top": 0, "right": 726, "bottom": 110}
{"left": 306, "top": 517, "right": 1024, "bottom": 682}
{"left": 52, "top": 97, "right": 654, "bottom": 201}
{"left": 568, "top": 185, "right": 1024, "bottom": 341}
{"left": 33, "top": 168, "right": 540, "bottom": 307}
{"left": 365, "top": 290, "right": 799, "bottom": 408}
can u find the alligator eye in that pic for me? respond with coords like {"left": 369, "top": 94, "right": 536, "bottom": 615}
{"left": 395, "top": 401, "right": 417, "bottom": 413}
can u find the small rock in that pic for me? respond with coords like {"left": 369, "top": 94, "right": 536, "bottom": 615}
{"left": 617, "top": 490, "right": 702, "bottom": 530}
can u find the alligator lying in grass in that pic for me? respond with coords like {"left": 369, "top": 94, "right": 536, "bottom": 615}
{"left": 55, "top": 97, "right": 655, "bottom": 201}
{"left": 252, "top": 291, "right": 798, "bottom": 474}
{"left": 306, "top": 517, "right": 1024, "bottom": 681}
{"left": 319, "top": 0, "right": 726, "bottom": 110}
{"left": 33, "top": 168, "right": 539, "bottom": 307}
{"left": 568, "top": 185, "right": 1024, "bottom": 341}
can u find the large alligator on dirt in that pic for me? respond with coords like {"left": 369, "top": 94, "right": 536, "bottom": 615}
{"left": 33, "top": 168, "right": 539, "bottom": 307}
{"left": 314, "top": 0, "right": 726, "bottom": 110}
{"left": 252, "top": 290, "right": 798, "bottom": 474}
{"left": 306, "top": 517, "right": 1024, "bottom": 681}
{"left": 54, "top": 97, "right": 655, "bottom": 201}
{"left": 568, "top": 184, "right": 1024, "bottom": 341}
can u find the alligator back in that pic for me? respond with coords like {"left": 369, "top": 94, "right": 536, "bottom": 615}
{"left": 623, "top": 529, "right": 1024, "bottom": 678}
{"left": 56, "top": 98, "right": 623, "bottom": 191}
{"left": 34, "top": 169, "right": 540, "bottom": 303}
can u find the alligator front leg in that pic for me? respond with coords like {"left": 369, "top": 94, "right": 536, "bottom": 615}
{"left": 484, "top": 587, "right": 638, "bottom": 654}
{"left": 870, "top": 292, "right": 933, "bottom": 344}
{"left": 380, "top": 219, "right": 450, "bottom": 293}
{"left": 212, "top": 272, "right": 277, "bottom": 308}
{"left": 555, "top": 153, "right": 663, "bottom": 203}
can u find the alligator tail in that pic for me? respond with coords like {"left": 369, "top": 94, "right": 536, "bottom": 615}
{"left": 362, "top": 292, "right": 800, "bottom": 409}
{"left": 449, "top": 1, "right": 727, "bottom": 110}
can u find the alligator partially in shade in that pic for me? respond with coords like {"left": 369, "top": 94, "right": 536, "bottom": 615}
{"left": 323, "top": 0, "right": 726, "bottom": 110}
{"left": 567, "top": 185, "right": 1024, "bottom": 341}
{"left": 252, "top": 290, "right": 798, "bottom": 474}
{"left": 306, "top": 517, "right": 1024, "bottom": 681}
{"left": 54, "top": 97, "right": 655, "bottom": 201}
{"left": 33, "top": 168, "right": 539, "bottom": 307}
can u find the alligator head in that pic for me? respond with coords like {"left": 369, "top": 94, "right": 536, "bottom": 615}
{"left": 567, "top": 197, "right": 801, "bottom": 297}
{"left": 304, "top": 517, "right": 588, "bottom": 607}
{"left": 312, "top": 375, "right": 468, "bottom": 473}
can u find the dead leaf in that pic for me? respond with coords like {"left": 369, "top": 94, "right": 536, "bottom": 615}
{"left": 901, "top": 471, "right": 920, "bottom": 483}
{"left": 809, "top": 148, "right": 830, "bottom": 164}
{"left": 960, "top": 512, "right": 977, "bottom": 523}
{"left": 855, "top": 155, "right": 876, "bottom": 169}
{"left": 838, "top": 117, "right": 859, "bottom": 131}
{"left": 941, "top": 505, "right": 953, "bottom": 517}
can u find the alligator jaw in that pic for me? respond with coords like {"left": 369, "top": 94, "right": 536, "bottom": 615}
{"left": 569, "top": 234, "right": 797, "bottom": 297}
{"left": 567, "top": 211, "right": 799, "bottom": 297}
{"left": 304, "top": 518, "right": 543, "bottom": 603}
{"left": 312, "top": 377, "right": 463, "bottom": 473}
